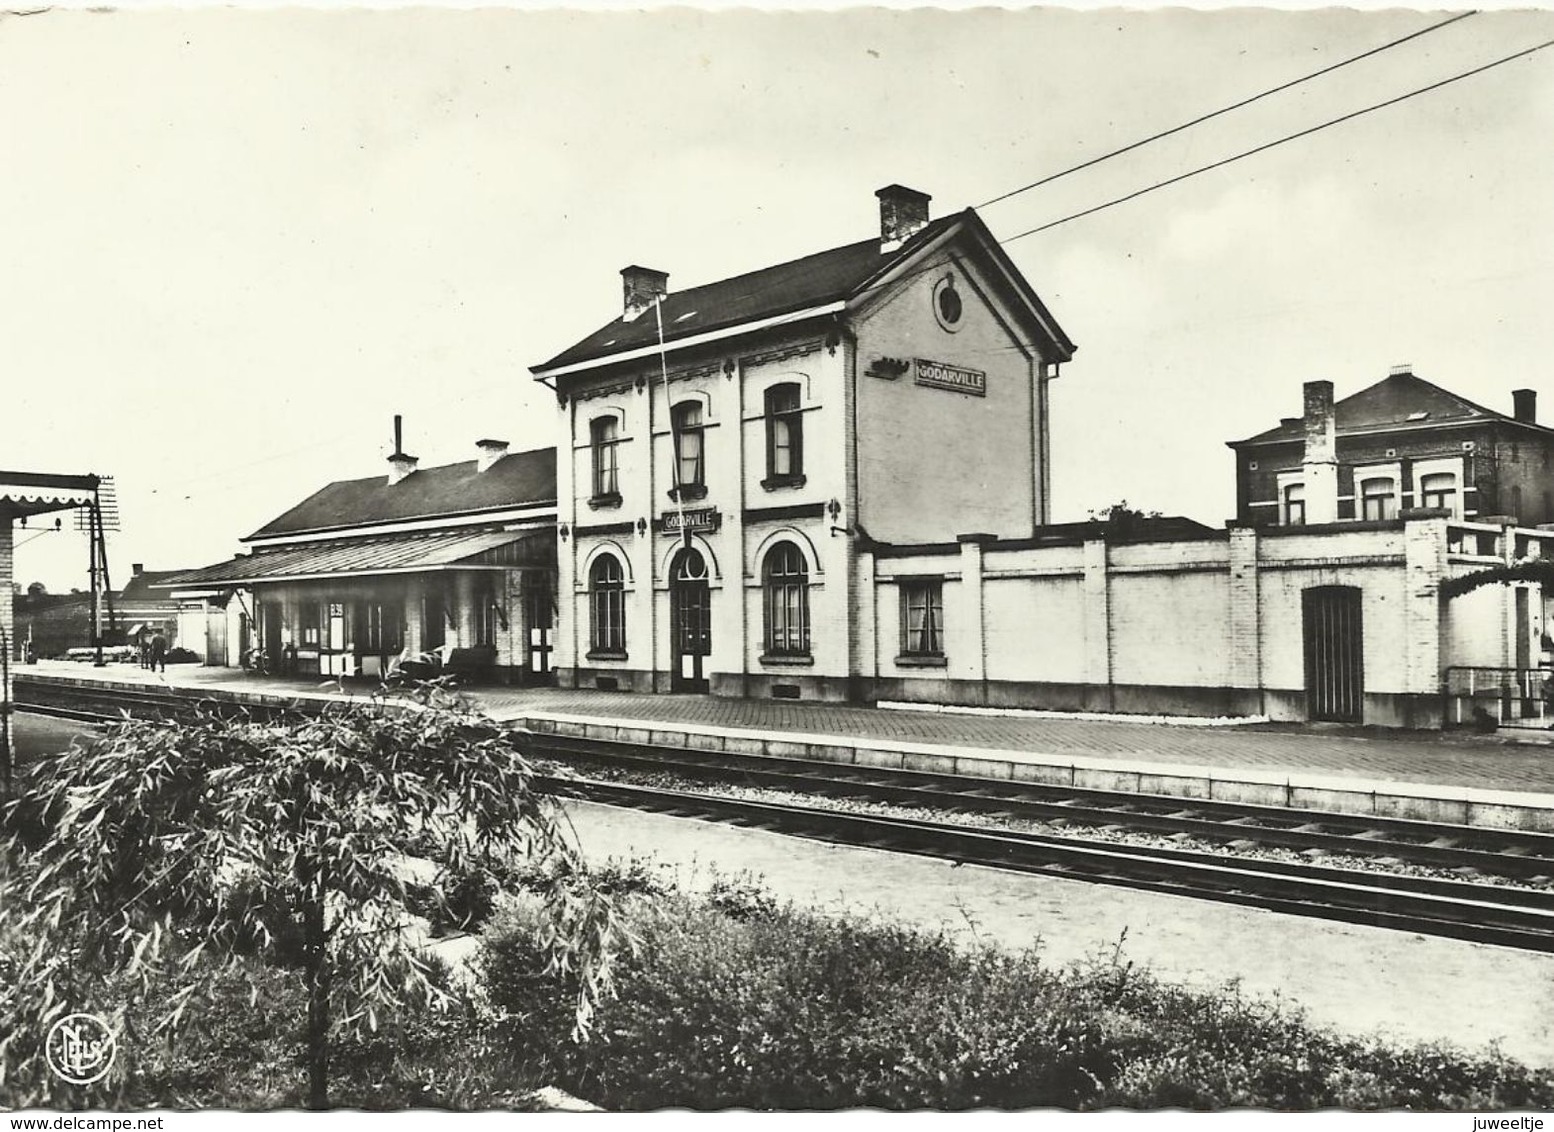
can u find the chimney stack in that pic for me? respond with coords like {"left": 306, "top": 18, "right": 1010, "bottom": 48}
{"left": 1301, "top": 380, "right": 1338, "bottom": 525}
{"left": 876, "top": 184, "right": 931, "bottom": 253}
{"left": 621, "top": 265, "right": 669, "bottom": 322}
{"left": 132, "top": 563, "right": 144, "bottom": 576}
{"left": 387, "top": 415, "right": 417, "bottom": 485}
{"left": 476, "top": 438, "right": 510, "bottom": 473}
{"left": 1514, "top": 388, "right": 1537, "bottom": 424}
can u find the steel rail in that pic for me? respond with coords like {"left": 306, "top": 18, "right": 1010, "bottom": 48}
{"left": 538, "top": 773, "right": 1554, "bottom": 952}
{"left": 522, "top": 731, "right": 1554, "bottom": 881}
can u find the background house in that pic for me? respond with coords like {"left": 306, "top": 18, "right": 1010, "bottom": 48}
{"left": 1228, "top": 368, "right": 1554, "bottom": 528}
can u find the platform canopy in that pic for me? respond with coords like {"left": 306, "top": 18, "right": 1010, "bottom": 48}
{"left": 156, "top": 528, "right": 555, "bottom": 589}
{"left": 0, "top": 470, "right": 98, "bottom": 520}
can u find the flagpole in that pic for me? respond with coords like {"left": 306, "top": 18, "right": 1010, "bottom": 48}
{"left": 654, "top": 297, "right": 689, "bottom": 550}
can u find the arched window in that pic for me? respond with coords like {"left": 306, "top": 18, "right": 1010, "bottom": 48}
{"left": 1283, "top": 483, "right": 1305, "bottom": 526}
{"left": 671, "top": 401, "right": 706, "bottom": 499}
{"left": 1360, "top": 476, "right": 1396, "bottom": 521}
{"left": 1419, "top": 472, "right": 1457, "bottom": 516}
{"left": 763, "top": 542, "right": 810, "bottom": 657}
{"left": 764, "top": 384, "right": 804, "bottom": 487}
{"left": 590, "top": 415, "right": 620, "bottom": 502}
{"left": 589, "top": 554, "right": 626, "bottom": 654}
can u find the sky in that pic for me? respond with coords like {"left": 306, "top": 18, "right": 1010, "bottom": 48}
{"left": 3, "top": 3, "right": 1553, "bottom": 591}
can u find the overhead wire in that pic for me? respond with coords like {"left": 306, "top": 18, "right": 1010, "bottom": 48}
{"left": 645, "top": 30, "right": 1554, "bottom": 362}
{"left": 1002, "top": 35, "right": 1554, "bottom": 244}
{"left": 978, "top": 10, "right": 1478, "bottom": 209}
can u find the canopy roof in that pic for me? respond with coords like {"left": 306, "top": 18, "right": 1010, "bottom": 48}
{"left": 158, "top": 529, "right": 553, "bottom": 589}
{"left": 0, "top": 470, "right": 98, "bottom": 519}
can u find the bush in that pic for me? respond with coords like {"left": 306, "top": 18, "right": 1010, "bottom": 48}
{"left": 480, "top": 891, "right": 1554, "bottom": 1111}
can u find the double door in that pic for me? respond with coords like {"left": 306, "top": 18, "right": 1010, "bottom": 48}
{"left": 670, "top": 548, "right": 711, "bottom": 693}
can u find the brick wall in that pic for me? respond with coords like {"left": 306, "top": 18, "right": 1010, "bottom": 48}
{"left": 865, "top": 518, "right": 1481, "bottom": 726}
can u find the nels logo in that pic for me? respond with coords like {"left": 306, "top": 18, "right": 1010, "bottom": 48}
{"left": 45, "top": 1013, "right": 117, "bottom": 1085}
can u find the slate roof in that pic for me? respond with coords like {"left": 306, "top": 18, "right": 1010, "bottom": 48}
{"left": 245, "top": 447, "right": 556, "bottom": 541}
{"left": 1231, "top": 373, "right": 1548, "bottom": 446}
{"left": 533, "top": 208, "right": 1074, "bottom": 374}
{"left": 119, "top": 570, "right": 189, "bottom": 604}
{"left": 159, "top": 529, "right": 554, "bottom": 589}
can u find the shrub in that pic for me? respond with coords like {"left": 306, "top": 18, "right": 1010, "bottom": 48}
{"left": 480, "top": 890, "right": 1554, "bottom": 1111}
{"left": 0, "top": 688, "right": 624, "bottom": 1108}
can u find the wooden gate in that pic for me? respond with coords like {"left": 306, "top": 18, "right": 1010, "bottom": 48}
{"left": 1302, "top": 585, "right": 1364, "bottom": 723}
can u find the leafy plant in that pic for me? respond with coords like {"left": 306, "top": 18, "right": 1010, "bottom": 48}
{"left": 0, "top": 685, "right": 624, "bottom": 1109}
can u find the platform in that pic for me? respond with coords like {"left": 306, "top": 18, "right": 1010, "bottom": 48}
{"left": 15, "top": 660, "right": 1554, "bottom": 831}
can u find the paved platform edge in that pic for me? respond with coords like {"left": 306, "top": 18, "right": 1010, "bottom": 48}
{"left": 511, "top": 711, "right": 1554, "bottom": 833}
{"left": 19, "top": 669, "right": 1554, "bottom": 833}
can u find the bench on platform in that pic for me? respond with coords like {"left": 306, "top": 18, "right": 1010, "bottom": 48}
{"left": 394, "top": 645, "right": 496, "bottom": 684}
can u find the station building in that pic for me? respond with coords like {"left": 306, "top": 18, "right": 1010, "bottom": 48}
{"left": 530, "top": 185, "right": 1076, "bottom": 700}
{"left": 161, "top": 438, "right": 558, "bottom": 683}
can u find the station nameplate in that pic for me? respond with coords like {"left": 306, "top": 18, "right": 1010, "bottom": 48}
{"left": 915, "top": 358, "right": 986, "bottom": 397}
{"left": 661, "top": 507, "right": 720, "bottom": 534}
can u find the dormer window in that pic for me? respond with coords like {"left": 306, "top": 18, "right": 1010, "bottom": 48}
{"left": 670, "top": 400, "right": 707, "bottom": 501}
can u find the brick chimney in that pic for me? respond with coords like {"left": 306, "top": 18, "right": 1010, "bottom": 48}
{"left": 131, "top": 563, "right": 144, "bottom": 576}
{"left": 621, "top": 265, "right": 668, "bottom": 323}
{"left": 476, "top": 438, "right": 510, "bottom": 473}
{"left": 387, "top": 414, "right": 417, "bottom": 485}
{"left": 1514, "top": 388, "right": 1537, "bottom": 424}
{"left": 876, "top": 184, "right": 931, "bottom": 253}
{"left": 1301, "top": 381, "right": 1338, "bottom": 525}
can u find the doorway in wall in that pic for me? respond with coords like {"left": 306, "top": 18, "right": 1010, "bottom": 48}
{"left": 1302, "top": 585, "right": 1364, "bottom": 723}
{"left": 670, "top": 547, "right": 711, "bottom": 693}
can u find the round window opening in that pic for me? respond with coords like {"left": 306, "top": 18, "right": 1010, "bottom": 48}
{"left": 933, "top": 276, "right": 963, "bottom": 331}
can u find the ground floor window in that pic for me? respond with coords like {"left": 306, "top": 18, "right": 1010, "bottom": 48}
{"left": 354, "top": 599, "right": 404, "bottom": 655}
{"left": 763, "top": 542, "right": 810, "bottom": 656}
{"left": 298, "top": 600, "right": 321, "bottom": 646}
{"left": 1360, "top": 476, "right": 1396, "bottom": 521}
{"left": 1419, "top": 472, "right": 1457, "bottom": 514}
{"left": 900, "top": 579, "right": 944, "bottom": 657}
{"left": 1283, "top": 483, "right": 1306, "bottom": 526}
{"left": 589, "top": 555, "right": 626, "bottom": 654}
{"left": 473, "top": 576, "right": 501, "bottom": 647}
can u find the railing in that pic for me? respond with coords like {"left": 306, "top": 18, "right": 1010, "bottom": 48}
{"left": 1444, "top": 666, "right": 1552, "bottom": 730}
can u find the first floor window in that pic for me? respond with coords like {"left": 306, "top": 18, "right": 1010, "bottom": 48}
{"left": 1360, "top": 476, "right": 1396, "bottom": 521}
{"left": 764, "top": 383, "right": 803, "bottom": 483}
{"left": 763, "top": 542, "right": 809, "bottom": 655}
{"left": 591, "top": 415, "right": 620, "bottom": 500}
{"left": 589, "top": 554, "right": 626, "bottom": 653}
{"left": 1283, "top": 483, "right": 1306, "bottom": 526}
{"left": 671, "top": 401, "right": 705, "bottom": 496}
{"left": 901, "top": 580, "right": 944, "bottom": 656}
{"left": 1419, "top": 472, "right": 1457, "bottom": 514}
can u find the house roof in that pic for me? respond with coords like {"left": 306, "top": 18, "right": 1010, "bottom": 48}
{"left": 119, "top": 569, "right": 189, "bottom": 603}
{"left": 244, "top": 447, "right": 556, "bottom": 541}
{"left": 532, "top": 208, "right": 1075, "bottom": 375}
{"left": 1230, "top": 372, "right": 1547, "bottom": 447}
{"left": 159, "top": 529, "right": 555, "bottom": 589}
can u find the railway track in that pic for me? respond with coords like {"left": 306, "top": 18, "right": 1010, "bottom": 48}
{"left": 17, "top": 677, "right": 1554, "bottom": 951}
{"left": 535, "top": 772, "right": 1554, "bottom": 953}
{"left": 522, "top": 730, "right": 1554, "bottom": 884}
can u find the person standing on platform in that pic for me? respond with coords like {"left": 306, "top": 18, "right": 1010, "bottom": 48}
{"left": 149, "top": 629, "right": 167, "bottom": 674}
